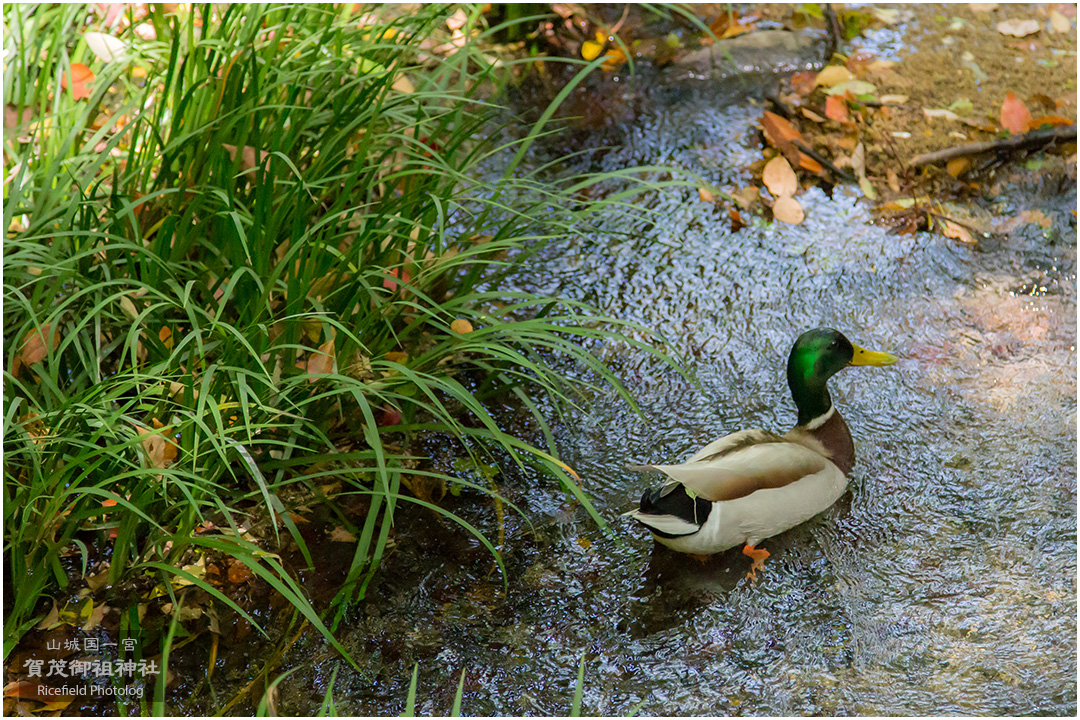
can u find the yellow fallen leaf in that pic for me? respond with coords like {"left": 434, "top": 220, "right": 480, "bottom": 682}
{"left": 762, "top": 156, "right": 798, "bottom": 197}
{"left": 814, "top": 65, "right": 854, "bottom": 88}
{"left": 581, "top": 40, "right": 603, "bottom": 61}
{"left": 946, "top": 157, "right": 971, "bottom": 177}
{"left": 450, "top": 318, "right": 474, "bottom": 334}
{"left": 773, "top": 196, "right": 804, "bottom": 224}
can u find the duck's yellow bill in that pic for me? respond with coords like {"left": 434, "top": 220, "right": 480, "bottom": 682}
{"left": 849, "top": 344, "right": 898, "bottom": 366}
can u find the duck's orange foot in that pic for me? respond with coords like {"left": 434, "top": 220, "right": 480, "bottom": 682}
{"left": 741, "top": 543, "right": 770, "bottom": 582}
{"left": 689, "top": 553, "right": 712, "bottom": 565}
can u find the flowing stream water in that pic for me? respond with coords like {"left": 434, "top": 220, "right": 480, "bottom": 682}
{"left": 190, "top": 20, "right": 1076, "bottom": 718}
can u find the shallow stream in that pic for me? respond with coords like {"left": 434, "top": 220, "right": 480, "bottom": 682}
{"left": 203, "top": 17, "right": 1076, "bottom": 717}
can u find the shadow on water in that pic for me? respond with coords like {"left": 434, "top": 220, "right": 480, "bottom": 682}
{"left": 186, "top": 22, "right": 1076, "bottom": 718}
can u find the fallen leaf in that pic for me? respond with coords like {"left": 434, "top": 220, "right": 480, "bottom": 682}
{"left": 377, "top": 404, "right": 402, "bottom": 427}
{"left": 851, "top": 142, "right": 867, "bottom": 178}
{"left": 1049, "top": 10, "right": 1071, "bottom": 33}
{"left": 581, "top": 40, "right": 603, "bottom": 61}
{"left": 83, "top": 31, "right": 127, "bottom": 62}
{"left": 790, "top": 71, "right": 817, "bottom": 96}
{"left": 824, "top": 80, "right": 876, "bottom": 97}
{"left": 328, "top": 527, "right": 357, "bottom": 542}
{"left": 760, "top": 111, "right": 804, "bottom": 159}
{"left": 858, "top": 176, "right": 878, "bottom": 200}
{"left": 879, "top": 94, "right": 909, "bottom": 105}
{"left": 698, "top": 187, "right": 718, "bottom": 203}
{"left": 762, "top": 156, "right": 798, "bottom": 197}
{"left": 228, "top": 563, "right": 255, "bottom": 583}
{"left": 968, "top": 3, "right": 998, "bottom": 11}
{"left": 731, "top": 186, "right": 760, "bottom": 210}
{"left": 221, "top": 143, "right": 267, "bottom": 173}
{"left": 446, "top": 8, "right": 468, "bottom": 31}
{"left": 772, "top": 196, "right": 804, "bottom": 224}
{"left": 158, "top": 326, "right": 173, "bottom": 350}
{"left": 924, "top": 108, "right": 960, "bottom": 122}
{"left": 1000, "top": 91, "right": 1032, "bottom": 134}
{"left": 797, "top": 153, "right": 823, "bottom": 174}
{"left": 450, "top": 318, "right": 474, "bottom": 334}
{"left": 800, "top": 107, "right": 826, "bottom": 122}
{"left": 825, "top": 95, "right": 850, "bottom": 123}
{"left": 946, "top": 157, "right": 972, "bottom": 177}
{"left": 814, "top": 65, "right": 854, "bottom": 88}
{"left": 941, "top": 220, "right": 975, "bottom": 243}
{"left": 1029, "top": 115, "right": 1074, "bottom": 128}
{"left": 996, "top": 18, "right": 1040, "bottom": 37}
{"left": 384, "top": 351, "right": 409, "bottom": 363}
{"left": 61, "top": 63, "right": 94, "bottom": 100}
{"left": 392, "top": 74, "right": 414, "bottom": 94}
{"left": 728, "top": 206, "right": 745, "bottom": 231}
{"left": 307, "top": 339, "right": 335, "bottom": 377}
{"left": 948, "top": 98, "right": 974, "bottom": 114}
{"left": 19, "top": 323, "right": 60, "bottom": 365}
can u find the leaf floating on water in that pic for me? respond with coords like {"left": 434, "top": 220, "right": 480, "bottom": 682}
{"left": 996, "top": 18, "right": 1040, "bottom": 37}
{"left": 772, "top": 196, "right": 805, "bottom": 225}
{"left": 1000, "top": 91, "right": 1032, "bottom": 134}
{"left": 762, "top": 156, "right": 798, "bottom": 197}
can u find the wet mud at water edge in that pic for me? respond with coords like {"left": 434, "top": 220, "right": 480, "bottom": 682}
{"left": 175, "top": 25, "right": 1072, "bottom": 720}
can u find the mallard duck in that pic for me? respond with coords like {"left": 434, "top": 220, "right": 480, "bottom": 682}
{"left": 624, "top": 328, "right": 897, "bottom": 580}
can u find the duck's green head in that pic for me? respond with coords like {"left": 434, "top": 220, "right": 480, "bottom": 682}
{"left": 787, "top": 328, "right": 897, "bottom": 425}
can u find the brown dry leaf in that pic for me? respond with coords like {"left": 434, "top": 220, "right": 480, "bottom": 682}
{"left": 886, "top": 168, "right": 901, "bottom": 193}
{"left": 158, "top": 326, "right": 173, "bottom": 350}
{"left": 82, "top": 602, "right": 108, "bottom": 632}
{"left": 790, "top": 71, "right": 817, "bottom": 96}
{"left": 307, "top": 339, "right": 335, "bottom": 378}
{"left": 760, "top": 111, "right": 804, "bottom": 158}
{"left": 942, "top": 219, "right": 975, "bottom": 243}
{"left": 969, "top": 3, "right": 998, "bottom": 11}
{"left": 996, "top": 18, "right": 1040, "bottom": 37}
{"left": 772, "top": 196, "right": 805, "bottom": 224}
{"left": 801, "top": 108, "right": 826, "bottom": 123}
{"left": 698, "top": 187, "right": 717, "bottom": 203}
{"left": 19, "top": 323, "right": 60, "bottom": 365}
{"left": 392, "top": 74, "right": 414, "bottom": 94}
{"left": 814, "top": 65, "right": 854, "bottom": 88}
{"left": 732, "top": 185, "right": 760, "bottom": 210}
{"left": 328, "top": 527, "right": 357, "bottom": 542}
{"left": 762, "top": 156, "right": 798, "bottom": 197}
{"left": 384, "top": 351, "right": 409, "bottom": 363}
{"left": 825, "top": 95, "right": 850, "bottom": 123}
{"left": 797, "top": 153, "right": 823, "bottom": 174}
{"left": 228, "top": 562, "right": 255, "bottom": 584}
{"left": 946, "top": 157, "right": 972, "bottom": 177}
{"left": 450, "top": 318, "right": 474, "bottom": 334}
{"left": 1000, "top": 91, "right": 1033, "bottom": 134}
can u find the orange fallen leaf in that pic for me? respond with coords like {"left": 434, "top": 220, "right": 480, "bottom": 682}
{"left": 228, "top": 563, "right": 255, "bottom": 584}
{"left": 698, "top": 187, "right": 718, "bottom": 203}
{"left": 1029, "top": 115, "right": 1074, "bottom": 128}
{"left": 762, "top": 156, "right": 798, "bottom": 197}
{"left": 760, "top": 111, "right": 803, "bottom": 157}
{"left": 158, "top": 326, "right": 173, "bottom": 350}
{"left": 773, "top": 196, "right": 805, "bottom": 225}
{"left": 946, "top": 157, "right": 971, "bottom": 177}
{"left": 61, "top": 63, "right": 94, "bottom": 100}
{"left": 729, "top": 206, "right": 746, "bottom": 231}
{"left": 1000, "top": 92, "right": 1032, "bottom": 134}
{"left": 941, "top": 219, "right": 975, "bottom": 243}
{"left": 450, "top": 318, "right": 474, "bottom": 334}
{"left": 825, "top": 95, "right": 850, "bottom": 123}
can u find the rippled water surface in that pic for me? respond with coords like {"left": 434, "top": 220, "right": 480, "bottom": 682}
{"left": 263, "top": 40, "right": 1076, "bottom": 719}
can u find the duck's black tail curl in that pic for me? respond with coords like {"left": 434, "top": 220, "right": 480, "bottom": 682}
{"left": 631, "top": 484, "right": 713, "bottom": 538}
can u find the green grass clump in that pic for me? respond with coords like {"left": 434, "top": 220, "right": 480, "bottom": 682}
{"left": 3, "top": 2, "right": 668, "bottom": 670}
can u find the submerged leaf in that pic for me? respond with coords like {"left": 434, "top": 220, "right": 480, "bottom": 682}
{"left": 772, "top": 196, "right": 805, "bottom": 224}
{"left": 996, "top": 18, "right": 1040, "bottom": 37}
